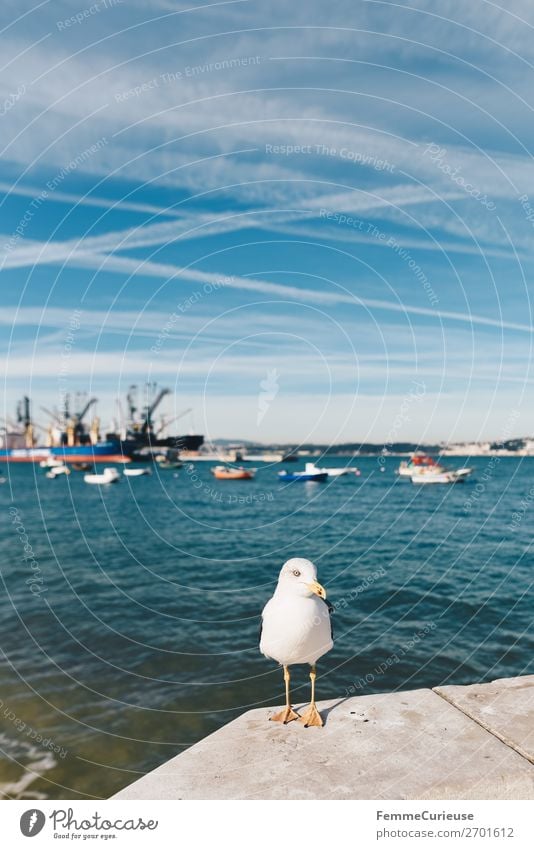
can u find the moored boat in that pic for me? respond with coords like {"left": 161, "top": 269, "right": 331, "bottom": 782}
{"left": 84, "top": 467, "right": 120, "bottom": 485}
{"left": 278, "top": 463, "right": 328, "bottom": 482}
{"left": 45, "top": 464, "right": 71, "bottom": 479}
{"left": 411, "top": 467, "right": 473, "bottom": 485}
{"left": 303, "top": 462, "right": 349, "bottom": 478}
{"left": 123, "top": 467, "right": 152, "bottom": 477}
{"left": 155, "top": 453, "right": 182, "bottom": 470}
{"left": 397, "top": 454, "right": 444, "bottom": 477}
{"left": 40, "top": 457, "right": 64, "bottom": 470}
{"left": 211, "top": 465, "right": 256, "bottom": 480}
{"left": 398, "top": 453, "right": 473, "bottom": 484}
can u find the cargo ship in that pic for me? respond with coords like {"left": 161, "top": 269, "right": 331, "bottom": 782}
{"left": 109, "top": 384, "right": 203, "bottom": 457}
{"left": 1, "top": 443, "right": 130, "bottom": 463}
{"left": 0, "top": 396, "right": 131, "bottom": 463}
{"left": 0, "top": 390, "right": 203, "bottom": 463}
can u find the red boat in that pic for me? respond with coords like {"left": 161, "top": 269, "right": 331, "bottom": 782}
{"left": 397, "top": 454, "right": 443, "bottom": 477}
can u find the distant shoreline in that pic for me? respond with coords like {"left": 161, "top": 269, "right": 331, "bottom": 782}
{"left": 211, "top": 441, "right": 534, "bottom": 458}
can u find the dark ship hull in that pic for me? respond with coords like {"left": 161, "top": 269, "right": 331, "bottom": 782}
{"left": 117, "top": 433, "right": 204, "bottom": 459}
{"left": 148, "top": 434, "right": 204, "bottom": 451}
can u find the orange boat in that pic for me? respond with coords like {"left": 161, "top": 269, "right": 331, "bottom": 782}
{"left": 210, "top": 465, "right": 255, "bottom": 480}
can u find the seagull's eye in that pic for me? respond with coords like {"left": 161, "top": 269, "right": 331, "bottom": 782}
{"left": 292, "top": 569, "right": 301, "bottom": 577}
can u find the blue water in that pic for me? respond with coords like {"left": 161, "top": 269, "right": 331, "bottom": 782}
{"left": 0, "top": 457, "right": 532, "bottom": 799}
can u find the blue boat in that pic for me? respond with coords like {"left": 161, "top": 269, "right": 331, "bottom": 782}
{"left": 278, "top": 467, "right": 328, "bottom": 482}
{"left": 0, "top": 440, "right": 131, "bottom": 464}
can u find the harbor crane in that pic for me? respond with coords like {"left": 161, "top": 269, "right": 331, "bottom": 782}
{"left": 141, "top": 387, "right": 170, "bottom": 435}
{"left": 156, "top": 407, "right": 193, "bottom": 437}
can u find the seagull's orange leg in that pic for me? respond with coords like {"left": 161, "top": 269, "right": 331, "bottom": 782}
{"left": 299, "top": 664, "right": 323, "bottom": 727}
{"left": 270, "top": 665, "right": 299, "bottom": 723}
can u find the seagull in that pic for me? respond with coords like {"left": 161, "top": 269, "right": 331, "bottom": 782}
{"left": 260, "top": 557, "right": 333, "bottom": 727}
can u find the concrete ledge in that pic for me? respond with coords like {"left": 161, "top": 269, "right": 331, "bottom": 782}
{"left": 114, "top": 676, "right": 534, "bottom": 800}
{"left": 435, "top": 675, "right": 534, "bottom": 764}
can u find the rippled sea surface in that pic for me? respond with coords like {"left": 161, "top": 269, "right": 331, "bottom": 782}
{"left": 0, "top": 456, "right": 532, "bottom": 799}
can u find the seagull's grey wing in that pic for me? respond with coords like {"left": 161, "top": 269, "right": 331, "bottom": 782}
{"left": 321, "top": 597, "right": 334, "bottom": 640}
{"left": 258, "top": 598, "right": 270, "bottom": 646}
{"left": 259, "top": 598, "right": 276, "bottom": 658}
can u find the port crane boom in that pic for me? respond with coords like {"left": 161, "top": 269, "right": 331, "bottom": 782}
{"left": 141, "top": 387, "right": 170, "bottom": 434}
{"left": 156, "top": 407, "right": 193, "bottom": 436}
{"left": 76, "top": 397, "right": 97, "bottom": 423}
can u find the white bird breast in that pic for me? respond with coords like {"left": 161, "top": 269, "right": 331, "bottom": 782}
{"left": 260, "top": 593, "right": 333, "bottom": 666}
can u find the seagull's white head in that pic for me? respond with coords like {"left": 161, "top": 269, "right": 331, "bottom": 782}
{"left": 276, "top": 558, "right": 327, "bottom": 599}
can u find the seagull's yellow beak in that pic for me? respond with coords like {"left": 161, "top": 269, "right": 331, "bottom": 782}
{"left": 308, "top": 580, "right": 327, "bottom": 600}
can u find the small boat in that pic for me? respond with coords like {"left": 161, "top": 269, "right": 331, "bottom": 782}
{"left": 454, "top": 467, "right": 473, "bottom": 479}
{"left": 123, "top": 467, "right": 152, "bottom": 477}
{"left": 211, "top": 465, "right": 256, "bottom": 480}
{"left": 71, "top": 462, "right": 92, "bottom": 472}
{"left": 397, "top": 453, "right": 445, "bottom": 477}
{"left": 45, "top": 464, "right": 71, "bottom": 478}
{"left": 303, "top": 462, "right": 349, "bottom": 478}
{"left": 411, "top": 467, "right": 473, "bottom": 485}
{"left": 155, "top": 453, "right": 182, "bottom": 470}
{"left": 278, "top": 464, "right": 328, "bottom": 482}
{"left": 84, "top": 467, "right": 120, "bottom": 485}
{"left": 40, "top": 457, "right": 64, "bottom": 470}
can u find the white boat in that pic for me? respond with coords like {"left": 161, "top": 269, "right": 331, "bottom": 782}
{"left": 40, "top": 457, "right": 64, "bottom": 470}
{"left": 399, "top": 453, "right": 473, "bottom": 484}
{"left": 397, "top": 454, "right": 446, "bottom": 477}
{"left": 454, "top": 467, "right": 473, "bottom": 479}
{"left": 45, "top": 464, "right": 70, "bottom": 478}
{"left": 398, "top": 462, "right": 418, "bottom": 477}
{"left": 411, "top": 467, "right": 473, "bottom": 485}
{"left": 304, "top": 462, "right": 349, "bottom": 478}
{"left": 84, "top": 467, "right": 120, "bottom": 485}
{"left": 123, "top": 467, "right": 152, "bottom": 477}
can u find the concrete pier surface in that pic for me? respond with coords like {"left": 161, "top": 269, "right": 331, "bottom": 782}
{"left": 114, "top": 675, "right": 534, "bottom": 800}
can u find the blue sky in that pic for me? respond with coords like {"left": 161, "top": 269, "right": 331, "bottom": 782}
{"left": 2, "top": 0, "right": 534, "bottom": 443}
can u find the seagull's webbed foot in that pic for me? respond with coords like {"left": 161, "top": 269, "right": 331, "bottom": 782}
{"left": 299, "top": 702, "right": 323, "bottom": 727}
{"left": 270, "top": 705, "right": 300, "bottom": 724}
